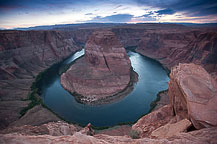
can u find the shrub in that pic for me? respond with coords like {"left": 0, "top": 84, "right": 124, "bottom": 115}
{"left": 129, "top": 130, "right": 140, "bottom": 139}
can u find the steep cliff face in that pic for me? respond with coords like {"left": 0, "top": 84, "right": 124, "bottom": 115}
{"left": 112, "top": 27, "right": 145, "bottom": 48}
{"left": 85, "top": 30, "right": 131, "bottom": 75}
{"left": 169, "top": 63, "right": 217, "bottom": 129}
{"left": 0, "top": 30, "right": 80, "bottom": 80}
{"left": 137, "top": 29, "right": 217, "bottom": 74}
{"left": 61, "top": 30, "right": 135, "bottom": 104}
{"left": 0, "top": 30, "right": 81, "bottom": 130}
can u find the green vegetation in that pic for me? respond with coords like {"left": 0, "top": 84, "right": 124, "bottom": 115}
{"left": 19, "top": 75, "right": 44, "bottom": 117}
{"left": 19, "top": 50, "right": 83, "bottom": 117}
{"left": 19, "top": 50, "right": 88, "bottom": 127}
{"left": 129, "top": 130, "right": 140, "bottom": 139}
{"left": 20, "top": 89, "right": 42, "bottom": 117}
{"left": 19, "top": 49, "right": 169, "bottom": 130}
{"left": 19, "top": 70, "right": 46, "bottom": 117}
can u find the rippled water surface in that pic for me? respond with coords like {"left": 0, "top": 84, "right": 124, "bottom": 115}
{"left": 40, "top": 49, "right": 169, "bottom": 127}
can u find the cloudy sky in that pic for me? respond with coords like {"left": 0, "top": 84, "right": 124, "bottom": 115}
{"left": 0, "top": 0, "right": 217, "bottom": 29}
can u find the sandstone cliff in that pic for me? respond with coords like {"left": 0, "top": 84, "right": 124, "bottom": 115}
{"left": 169, "top": 63, "right": 217, "bottom": 129}
{"left": 136, "top": 29, "right": 217, "bottom": 75}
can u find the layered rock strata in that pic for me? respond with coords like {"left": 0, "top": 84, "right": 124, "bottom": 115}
{"left": 61, "top": 30, "right": 135, "bottom": 104}
{"left": 136, "top": 30, "right": 217, "bottom": 74}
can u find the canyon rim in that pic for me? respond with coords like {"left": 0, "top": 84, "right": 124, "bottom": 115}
{"left": 1, "top": 0, "right": 217, "bottom": 143}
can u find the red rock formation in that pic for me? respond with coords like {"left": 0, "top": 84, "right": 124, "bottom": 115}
{"left": 150, "top": 118, "right": 192, "bottom": 139}
{"left": 61, "top": 30, "right": 133, "bottom": 104}
{"left": 132, "top": 105, "right": 174, "bottom": 138}
{"left": 169, "top": 63, "right": 217, "bottom": 129}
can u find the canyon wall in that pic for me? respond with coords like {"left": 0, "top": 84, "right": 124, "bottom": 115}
{"left": 136, "top": 28, "right": 217, "bottom": 75}
{"left": 0, "top": 30, "right": 81, "bottom": 129}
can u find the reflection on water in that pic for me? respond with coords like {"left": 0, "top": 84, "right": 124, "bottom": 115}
{"left": 41, "top": 49, "right": 169, "bottom": 127}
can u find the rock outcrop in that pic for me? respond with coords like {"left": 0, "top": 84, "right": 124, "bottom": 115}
{"left": 61, "top": 30, "right": 135, "bottom": 104}
{"left": 9, "top": 105, "right": 61, "bottom": 127}
{"left": 0, "top": 121, "right": 80, "bottom": 136}
{"left": 1, "top": 125, "right": 217, "bottom": 144}
{"left": 132, "top": 105, "right": 174, "bottom": 138}
{"left": 169, "top": 63, "right": 217, "bottom": 129}
{"left": 132, "top": 63, "right": 217, "bottom": 140}
{"left": 150, "top": 118, "right": 192, "bottom": 139}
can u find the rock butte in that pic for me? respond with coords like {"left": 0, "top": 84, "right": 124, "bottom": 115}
{"left": 60, "top": 30, "right": 134, "bottom": 104}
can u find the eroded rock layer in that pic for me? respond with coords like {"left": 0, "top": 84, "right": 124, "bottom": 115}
{"left": 169, "top": 63, "right": 217, "bottom": 129}
{"left": 61, "top": 30, "right": 133, "bottom": 103}
{"left": 136, "top": 29, "right": 217, "bottom": 75}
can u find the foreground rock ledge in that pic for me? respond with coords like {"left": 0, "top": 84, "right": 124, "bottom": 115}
{"left": 61, "top": 30, "right": 136, "bottom": 104}
{"left": 1, "top": 126, "right": 217, "bottom": 144}
{"left": 169, "top": 63, "right": 217, "bottom": 129}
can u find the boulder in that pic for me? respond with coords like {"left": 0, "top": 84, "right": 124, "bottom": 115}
{"left": 150, "top": 119, "right": 192, "bottom": 139}
{"left": 132, "top": 105, "right": 174, "bottom": 138}
{"left": 169, "top": 63, "right": 217, "bottom": 129}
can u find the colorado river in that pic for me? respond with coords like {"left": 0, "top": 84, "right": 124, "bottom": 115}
{"left": 40, "top": 49, "right": 169, "bottom": 127}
